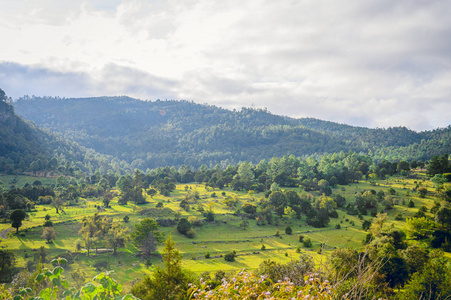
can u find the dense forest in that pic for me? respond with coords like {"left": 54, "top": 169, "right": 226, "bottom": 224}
{"left": 14, "top": 96, "right": 451, "bottom": 170}
{"left": 0, "top": 90, "right": 131, "bottom": 175}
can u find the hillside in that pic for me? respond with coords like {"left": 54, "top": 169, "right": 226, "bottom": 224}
{"left": 14, "top": 96, "right": 451, "bottom": 170}
{"left": 0, "top": 89, "right": 129, "bottom": 175}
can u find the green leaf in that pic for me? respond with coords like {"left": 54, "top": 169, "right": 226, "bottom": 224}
{"left": 81, "top": 282, "right": 97, "bottom": 295}
{"left": 58, "top": 257, "right": 68, "bottom": 264}
{"left": 53, "top": 266, "right": 64, "bottom": 276}
{"left": 50, "top": 258, "right": 59, "bottom": 264}
{"left": 52, "top": 277, "right": 61, "bottom": 286}
{"left": 35, "top": 273, "right": 44, "bottom": 282}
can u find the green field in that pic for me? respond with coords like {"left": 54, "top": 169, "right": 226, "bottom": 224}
{"left": 1, "top": 174, "right": 448, "bottom": 290}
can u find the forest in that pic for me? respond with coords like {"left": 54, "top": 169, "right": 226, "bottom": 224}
{"left": 13, "top": 95, "right": 451, "bottom": 170}
{"left": 1, "top": 89, "right": 451, "bottom": 299}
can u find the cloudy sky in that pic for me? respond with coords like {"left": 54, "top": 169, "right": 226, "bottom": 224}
{"left": 1, "top": 0, "right": 450, "bottom": 131}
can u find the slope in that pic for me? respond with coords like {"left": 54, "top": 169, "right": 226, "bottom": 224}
{"left": 13, "top": 96, "right": 451, "bottom": 169}
{"left": 0, "top": 90, "right": 129, "bottom": 175}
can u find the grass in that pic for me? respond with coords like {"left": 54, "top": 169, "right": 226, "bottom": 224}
{"left": 1, "top": 173, "right": 449, "bottom": 288}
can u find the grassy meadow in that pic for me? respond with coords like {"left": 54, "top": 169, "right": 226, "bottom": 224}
{"left": 0, "top": 172, "right": 447, "bottom": 289}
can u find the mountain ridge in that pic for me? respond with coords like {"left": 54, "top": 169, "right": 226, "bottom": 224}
{"left": 13, "top": 95, "right": 451, "bottom": 170}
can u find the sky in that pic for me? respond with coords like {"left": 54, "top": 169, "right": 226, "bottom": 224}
{"left": 1, "top": 0, "right": 450, "bottom": 131}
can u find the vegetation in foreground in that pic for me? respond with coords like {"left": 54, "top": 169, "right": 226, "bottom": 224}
{"left": 0, "top": 151, "right": 450, "bottom": 299}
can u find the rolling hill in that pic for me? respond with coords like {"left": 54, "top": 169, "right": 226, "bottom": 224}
{"left": 13, "top": 95, "right": 451, "bottom": 170}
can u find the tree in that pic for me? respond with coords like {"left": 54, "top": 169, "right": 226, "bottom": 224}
{"left": 131, "top": 218, "right": 164, "bottom": 250}
{"left": 431, "top": 174, "right": 447, "bottom": 192}
{"left": 435, "top": 207, "right": 451, "bottom": 228}
{"left": 176, "top": 218, "right": 192, "bottom": 236}
{"left": 224, "top": 251, "right": 236, "bottom": 262}
{"left": 41, "top": 227, "right": 56, "bottom": 243}
{"left": 402, "top": 250, "right": 451, "bottom": 299}
{"left": 369, "top": 213, "right": 390, "bottom": 238}
{"left": 10, "top": 209, "right": 26, "bottom": 233}
{"left": 406, "top": 217, "right": 434, "bottom": 239}
{"left": 401, "top": 243, "right": 429, "bottom": 274}
{"left": 51, "top": 196, "right": 64, "bottom": 214}
{"left": 147, "top": 188, "right": 157, "bottom": 198}
{"left": 240, "top": 220, "right": 249, "bottom": 230}
{"left": 285, "top": 226, "right": 292, "bottom": 235}
{"left": 131, "top": 235, "right": 192, "bottom": 300}
{"left": 102, "top": 191, "right": 113, "bottom": 208}
{"left": 78, "top": 213, "right": 108, "bottom": 257}
{"left": 0, "top": 250, "right": 15, "bottom": 283}
{"left": 241, "top": 202, "right": 257, "bottom": 214}
{"left": 105, "top": 221, "right": 129, "bottom": 255}
{"left": 141, "top": 232, "right": 158, "bottom": 258}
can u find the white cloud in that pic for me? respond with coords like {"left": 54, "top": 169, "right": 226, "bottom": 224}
{"left": 0, "top": 0, "right": 450, "bottom": 131}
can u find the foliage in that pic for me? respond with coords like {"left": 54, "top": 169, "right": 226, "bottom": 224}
{"left": 177, "top": 218, "right": 192, "bottom": 236}
{"left": 224, "top": 251, "right": 236, "bottom": 262}
{"left": 188, "top": 270, "right": 333, "bottom": 299}
{"left": 41, "top": 227, "right": 56, "bottom": 243}
{"left": 10, "top": 209, "right": 26, "bottom": 233}
{"left": 400, "top": 250, "right": 451, "bottom": 299}
{"left": 14, "top": 96, "right": 451, "bottom": 170}
{"left": 131, "top": 218, "right": 164, "bottom": 248}
{"left": 0, "top": 250, "right": 16, "bottom": 283}
{"left": 4, "top": 258, "right": 138, "bottom": 300}
{"left": 131, "top": 235, "right": 193, "bottom": 300}
{"left": 406, "top": 217, "right": 435, "bottom": 239}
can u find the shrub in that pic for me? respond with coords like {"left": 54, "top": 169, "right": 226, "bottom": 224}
{"left": 299, "top": 235, "right": 304, "bottom": 243}
{"left": 224, "top": 251, "right": 236, "bottom": 262}
{"left": 303, "top": 238, "right": 312, "bottom": 248}
{"left": 285, "top": 226, "right": 292, "bottom": 235}
{"left": 186, "top": 228, "right": 196, "bottom": 239}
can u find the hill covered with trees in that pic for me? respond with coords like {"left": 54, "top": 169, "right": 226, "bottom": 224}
{"left": 0, "top": 89, "right": 130, "bottom": 176}
{"left": 14, "top": 96, "right": 451, "bottom": 170}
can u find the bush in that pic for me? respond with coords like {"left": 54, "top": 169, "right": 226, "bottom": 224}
{"left": 395, "top": 213, "right": 404, "bottom": 221}
{"left": 303, "top": 238, "right": 312, "bottom": 248}
{"left": 177, "top": 218, "right": 191, "bottom": 235}
{"left": 285, "top": 226, "right": 292, "bottom": 235}
{"left": 224, "top": 251, "right": 236, "bottom": 262}
{"left": 186, "top": 228, "right": 196, "bottom": 239}
{"left": 299, "top": 235, "right": 304, "bottom": 243}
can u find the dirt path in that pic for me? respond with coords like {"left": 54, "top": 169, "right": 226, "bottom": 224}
{"left": 0, "top": 228, "right": 14, "bottom": 239}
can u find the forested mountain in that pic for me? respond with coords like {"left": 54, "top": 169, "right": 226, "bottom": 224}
{"left": 13, "top": 95, "right": 451, "bottom": 170}
{"left": 0, "top": 90, "right": 129, "bottom": 175}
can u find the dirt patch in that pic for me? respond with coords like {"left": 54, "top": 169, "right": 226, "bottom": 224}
{"left": 0, "top": 228, "right": 14, "bottom": 239}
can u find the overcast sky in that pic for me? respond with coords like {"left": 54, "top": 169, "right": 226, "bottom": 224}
{"left": 1, "top": 0, "right": 450, "bottom": 131}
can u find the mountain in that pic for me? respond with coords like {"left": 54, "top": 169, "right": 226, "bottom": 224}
{"left": 0, "top": 90, "right": 129, "bottom": 175}
{"left": 13, "top": 95, "right": 451, "bottom": 170}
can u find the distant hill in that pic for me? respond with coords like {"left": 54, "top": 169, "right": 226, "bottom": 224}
{"left": 13, "top": 95, "right": 451, "bottom": 169}
{"left": 0, "top": 90, "right": 129, "bottom": 175}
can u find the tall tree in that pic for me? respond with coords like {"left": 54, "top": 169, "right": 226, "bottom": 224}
{"left": 131, "top": 235, "right": 192, "bottom": 300}
{"left": 10, "top": 209, "right": 26, "bottom": 233}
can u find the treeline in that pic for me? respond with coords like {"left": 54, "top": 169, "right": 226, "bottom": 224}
{"left": 13, "top": 95, "right": 451, "bottom": 170}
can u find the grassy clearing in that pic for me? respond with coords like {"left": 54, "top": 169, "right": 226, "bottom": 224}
{"left": 1, "top": 173, "right": 448, "bottom": 288}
